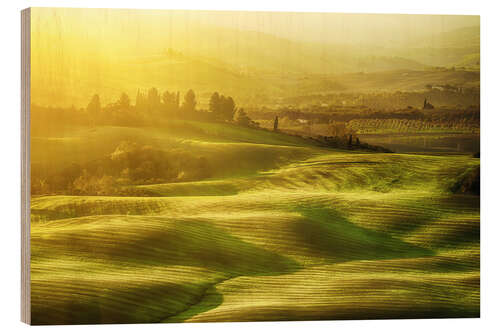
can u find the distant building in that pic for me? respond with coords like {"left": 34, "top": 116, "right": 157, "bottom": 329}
{"left": 423, "top": 98, "right": 435, "bottom": 109}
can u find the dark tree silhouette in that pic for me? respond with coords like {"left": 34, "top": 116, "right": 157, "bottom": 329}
{"left": 147, "top": 88, "right": 161, "bottom": 111}
{"left": 182, "top": 89, "right": 197, "bottom": 113}
{"left": 135, "top": 89, "right": 147, "bottom": 112}
{"left": 236, "top": 108, "right": 251, "bottom": 126}
{"left": 273, "top": 116, "right": 279, "bottom": 131}
{"left": 209, "top": 92, "right": 221, "bottom": 114}
{"left": 209, "top": 92, "right": 236, "bottom": 121}
{"left": 87, "top": 94, "right": 101, "bottom": 115}
{"left": 222, "top": 96, "right": 236, "bottom": 121}
{"left": 118, "top": 93, "right": 131, "bottom": 109}
{"left": 162, "top": 90, "right": 178, "bottom": 113}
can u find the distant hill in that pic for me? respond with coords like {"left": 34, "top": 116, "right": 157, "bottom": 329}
{"left": 31, "top": 24, "right": 479, "bottom": 108}
{"left": 377, "top": 26, "right": 480, "bottom": 68}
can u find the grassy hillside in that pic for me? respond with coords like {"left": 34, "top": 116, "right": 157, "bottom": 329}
{"left": 30, "top": 123, "right": 479, "bottom": 324}
{"left": 30, "top": 121, "right": 319, "bottom": 190}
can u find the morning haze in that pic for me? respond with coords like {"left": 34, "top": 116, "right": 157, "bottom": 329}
{"left": 29, "top": 8, "right": 479, "bottom": 325}
{"left": 31, "top": 8, "right": 479, "bottom": 106}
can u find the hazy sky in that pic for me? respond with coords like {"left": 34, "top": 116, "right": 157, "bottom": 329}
{"left": 183, "top": 10, "right": 479, "bottom": 45}
{"left": 32, "top": 8, "right": 479, "bottom": 48}
{"left": 30, "top": 8, "right": 479, "bottom": 107}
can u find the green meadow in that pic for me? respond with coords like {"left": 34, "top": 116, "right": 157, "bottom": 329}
{"left": 30, "top": 122, "right": 479, "bottom": 324}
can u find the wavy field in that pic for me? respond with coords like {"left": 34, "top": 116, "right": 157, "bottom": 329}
{"left": 30, "top": 124, "right": 480, "bottom": 324}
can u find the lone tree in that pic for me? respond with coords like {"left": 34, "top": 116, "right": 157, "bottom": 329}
{"left": 135, "top": 89, "right": 146, "bottom": 112}
{"left": 87, "top": 94, "right": 101, "bottom": 126}
{"left": 209, "top": 92, "right": 221, "bottom": 114}
{"left": 222, "top": 96, "right": 236, "bottom": 121}
{"left": 182, "top": 89, "right": 197, "bottom": 113}
{"left": 147, "top": 88, "right": 161, "bottom": 111}
{"left": 87, "top": 94, "right": 101, "bottom": 115}
{"left": 117, "top": 92, "right": 131, "bottom": 109}
{"left": 236, "top": 108, "right": 251, "bottom": 126}
{"left": 273, "top": 116, "right": 279, "bottom": 131}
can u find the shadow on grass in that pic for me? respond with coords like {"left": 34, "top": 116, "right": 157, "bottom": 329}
{"left": 31, "top": 217, "right": 302, "bottom": 325}
{"left": 162, "top": 284, "right": 224, "bottom": 323}
{"left": 31, "top": 280, "right": 222, "bottom": 325}
{"left": 293, "top": 205, "right": 434, "bottom": 262}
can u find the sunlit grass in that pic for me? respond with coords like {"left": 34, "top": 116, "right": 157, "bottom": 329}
{"left": 30, "top": 125, "right": 479, "bottom": 324}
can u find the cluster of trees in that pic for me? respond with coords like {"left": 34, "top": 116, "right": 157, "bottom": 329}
{"left": 32, "top": 88, "right": 262, "bottom": 135}
{"left": 250, "top": 103, "right": 479, "bottom": 138}
{"left": 312, "top": 135, "right": 390, "bottom": 152}
{"left": 281, "top": 88, "right": 480, "bottom": 111}
{"left": 251, "top": 105, "right": 479, "bottom": 126}
{"left": 206, "top": 92, "right": 259, "bottom": 127}
{"left": 209, "top": 93, "right": 236, "bottom": 121}
{"left": 135, "top": 89, "right": 179, "bottom": 114}
{"left": 31, "top": 141, "right": 213, "bottom": 196}
{"left": 87, "top": 88, "right": 194, "bottom": 118}
{"left": 86, "top": 88, "right": 260, "bottom": 127}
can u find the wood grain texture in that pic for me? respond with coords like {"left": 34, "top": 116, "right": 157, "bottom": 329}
{"left": 21, "top": 7, "right": 31, "bottom": 325}
{"left": 23, "top": 8, "right": 480, "bottom": 325}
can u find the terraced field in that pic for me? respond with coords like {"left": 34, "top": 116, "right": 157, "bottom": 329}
{"left": 30, "top": 124, "right": 480, "bottom": 324}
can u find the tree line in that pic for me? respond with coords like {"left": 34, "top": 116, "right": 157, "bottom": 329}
{"left": 84, "top": 88, "right": 258, "bottom": 127}
{"left": 251, "top": 106, "right": 479, "bottom": 126}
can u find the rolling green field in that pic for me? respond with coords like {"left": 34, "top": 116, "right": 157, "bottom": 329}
{"left": 30, "top": 122, "right": 480, "bottom": 324}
